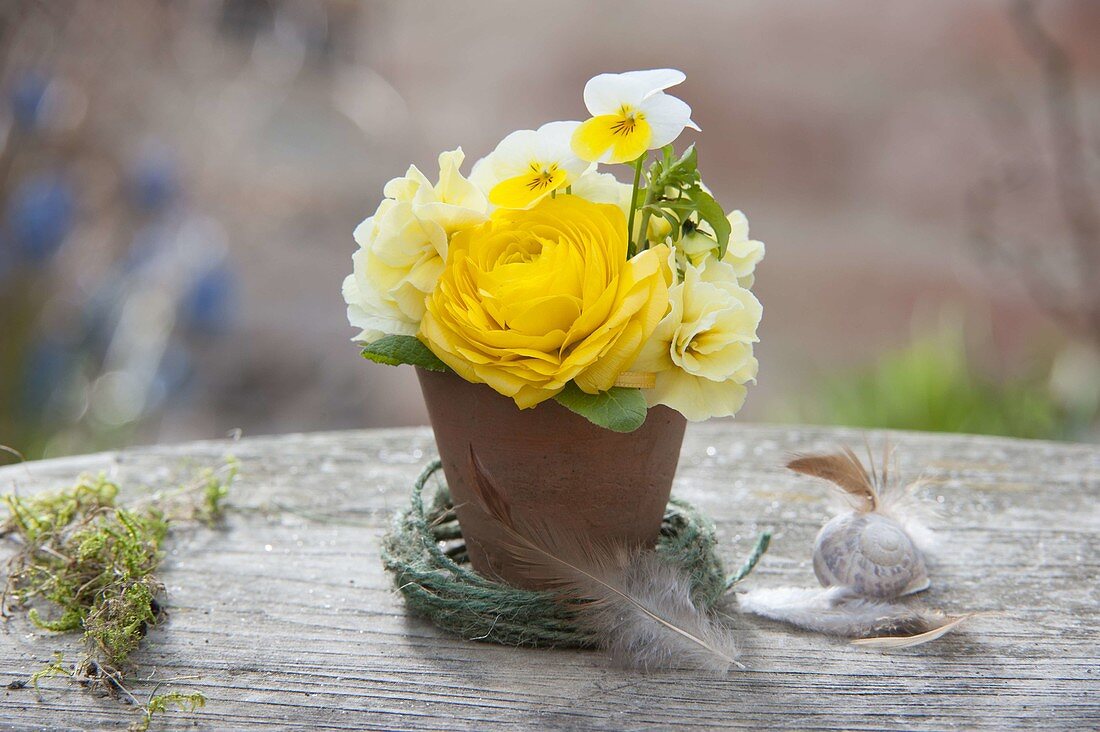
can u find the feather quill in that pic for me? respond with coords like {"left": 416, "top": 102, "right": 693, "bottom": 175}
{"left": 468, "top": 448, "right": 740, "bottom": 672}
{"left": 738, "top": 586, "right": 968, "bottom": 647}
{"left": 851, "top": 614, "right": 972, "bottom": 648}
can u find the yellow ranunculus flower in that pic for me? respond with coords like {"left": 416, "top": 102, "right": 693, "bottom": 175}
{"left": 420, "top": 195, "right": 669, "bottom": 408}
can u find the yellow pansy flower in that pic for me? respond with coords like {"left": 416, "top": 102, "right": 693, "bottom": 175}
{"left": 572, "top": 69, "right": 699, "bottom": 164}
{"left": 470, "top": 121, "right": 590, "bottom": 209}
{"left": 420, "top": 195, "right": 669, "bottom": 408}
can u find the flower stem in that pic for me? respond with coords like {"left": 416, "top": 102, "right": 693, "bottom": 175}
{"left": 636, "top": 183, "right": 658, "bottom": 254}
{"left": 626, "top": 154, "right": 646, "bottom": 258}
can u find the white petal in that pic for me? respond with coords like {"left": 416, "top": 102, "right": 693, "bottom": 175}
{"left": 640, "top": 92, "right": 698, "bottom": 149}
{"left": 534, "top": 120, "right": 580, "bottom": 146}
{"left": 621, "top": 68, "right": 686, "bottom": 98}
{"left": 468, "top": 155, "right": 495, "bottom": 196}
{"left": 570, "top": 170, "right": 630, "bottom": 209}
{"left": 583, "top": 72, "right": 650, "bottom": 114}
{"left": 532, "top": 120, "right": 581, "bottom": 157}
{"left": 487, "top": 128, "right": 540, "bottom": 177}
{"left": 533, "top": 120, "right": 587, "bottom": 179}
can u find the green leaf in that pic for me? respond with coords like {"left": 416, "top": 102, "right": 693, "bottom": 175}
{"left": 686, "top": 186, "right": 731, "bottom": 258}
{"left": 648, "top": 144, "right": 698, "bottom": 191}
{"left": 553, "top": 382, "right": 648, "bottom": 433}
{"left": 674, "top": 144, "right": 698, "bottom": 174}
{"left": 361, "top": 335, "right": 448, "bottom": 372}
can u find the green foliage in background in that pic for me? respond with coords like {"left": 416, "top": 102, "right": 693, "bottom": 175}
{"left": 799, "top": 324, "right": 1073, "bottom": 440}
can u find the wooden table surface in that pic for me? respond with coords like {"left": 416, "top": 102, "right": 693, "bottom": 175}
{"left": 0, "top": 425, "right": 1097, "bottom": 731}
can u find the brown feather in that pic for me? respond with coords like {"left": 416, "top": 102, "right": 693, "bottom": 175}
{"left": 468, "top": 447, "right": 740, "bottom": 671}
{"left": 786, "top": 448, "right": 878, "bottom": 512}
{"left": 851, "top": 614, "right": 972, "bottom": 649}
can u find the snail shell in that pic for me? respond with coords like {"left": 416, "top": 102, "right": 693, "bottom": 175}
{"left": 812, "top": 512, "right": 929, "bottom": 599}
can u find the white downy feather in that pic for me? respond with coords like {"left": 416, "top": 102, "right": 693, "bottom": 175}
{"left": 737, "top": 586, "right": 966, "bottom": 645}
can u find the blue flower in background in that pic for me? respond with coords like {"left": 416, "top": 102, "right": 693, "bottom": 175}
{"left": 9, "top": 70, "right": 49, "bottom": 131}
{"left": 21, "top": 338, "right": 73, "bottom": 417}
{"left": 6, "top": 172, "right": 76, "bottom": 264}
{"left": 182, "top": 263, "right": 237, "bottom": 334}
{"left": 128, "top": 147, "right": 179, "bottom": 213}
{"left": 122, "top": 220, "right": 172, "bottom": 272}
{"left": 0, "top": 231, "right": 12, "bottom": 283}
{"left": 153, "top": 340, "right": 195, "bottom": 407}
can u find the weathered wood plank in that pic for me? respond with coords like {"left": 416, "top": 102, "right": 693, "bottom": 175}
{"left": 0, "top": 425, "right": 1097, "bottom": 731}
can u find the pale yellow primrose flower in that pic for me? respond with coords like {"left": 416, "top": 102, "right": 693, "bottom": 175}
{"left": 633, "top": 248, "right": 762, "bottom": 421}
{"left": 722, "top": 210, "right": 765, "bottom": 288}
{"left": 470, "top": 121, "right": 590, "bottom": 209}
{"left": 343, "top": 149, "right": 487, "bottom": 343}
{"left": 572, "top": 69, "right": 699, "bottom": 164}
{"left": 679, "top": 210, "right": 765, "bottom": 288}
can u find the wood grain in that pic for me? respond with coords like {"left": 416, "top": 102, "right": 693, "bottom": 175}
{"left": 0, "top": 425, "right": 1097, "bottom": 731}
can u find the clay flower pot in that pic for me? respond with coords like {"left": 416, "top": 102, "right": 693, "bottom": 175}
{"left": 417, "top": 367, "right": 687, "bottom": 590}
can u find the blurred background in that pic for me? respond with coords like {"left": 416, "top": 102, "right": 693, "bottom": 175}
{"left": 2, "top": 0, "right": 1098, "bottom": 464}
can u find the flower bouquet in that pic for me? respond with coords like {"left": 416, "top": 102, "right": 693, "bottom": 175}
{"left": 345, "top": 69, "right": 763, "bottom": 589}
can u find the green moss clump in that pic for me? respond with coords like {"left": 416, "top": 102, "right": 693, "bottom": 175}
{"left": 1, "top": 458, "right": 236, "bottom": 729}
{"left": 5, "top": 475, "right": 169, "bottom": 665}
{"left": 131, "top": 691, "right": 206, "bottom": 732}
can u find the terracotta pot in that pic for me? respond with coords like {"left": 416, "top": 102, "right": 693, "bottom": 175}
{"left": 417, "top": 367, "right": 687, "bottom": 590}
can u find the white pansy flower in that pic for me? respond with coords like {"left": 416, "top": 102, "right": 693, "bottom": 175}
{"left": 634, "top": 249, "right": 762, "bottom": 421}
{"left": 343, "top": 148, "right": 487, "bottom": 343}
{"left": 572, "top": 69, "right": 699, "bottom": 164}
{"left": 470, "top": 121, "right": 590, "bottom": 209}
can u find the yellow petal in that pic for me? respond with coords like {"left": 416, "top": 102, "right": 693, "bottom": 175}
{"left": 648, "top": 369, "right": 748, "bottom": 421}
{"left": 420, "top": 196, "right": 670, "bottom": 412}
{"left": 572, "top": 115, "right": 653, "bottom": 164}
{"left": 489, "top": 168, "right": 568, "bottom": 209}
{"left": 610, "top": 116, "right": 652, "bottom": 164}
{"left": 573, "top": 246, "right": 669, "bottom": 392}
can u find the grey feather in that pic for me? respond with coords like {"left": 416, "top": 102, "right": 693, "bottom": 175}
{"left": 468, "top": 448, "right": 740, "bottom": 672}
{"left": 583, "top": 551, "right": 742, "bottom": 672}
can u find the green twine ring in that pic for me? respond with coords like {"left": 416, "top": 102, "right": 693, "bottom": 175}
{"left": 380, "top": 460, "right": 771, "bottom": 648}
